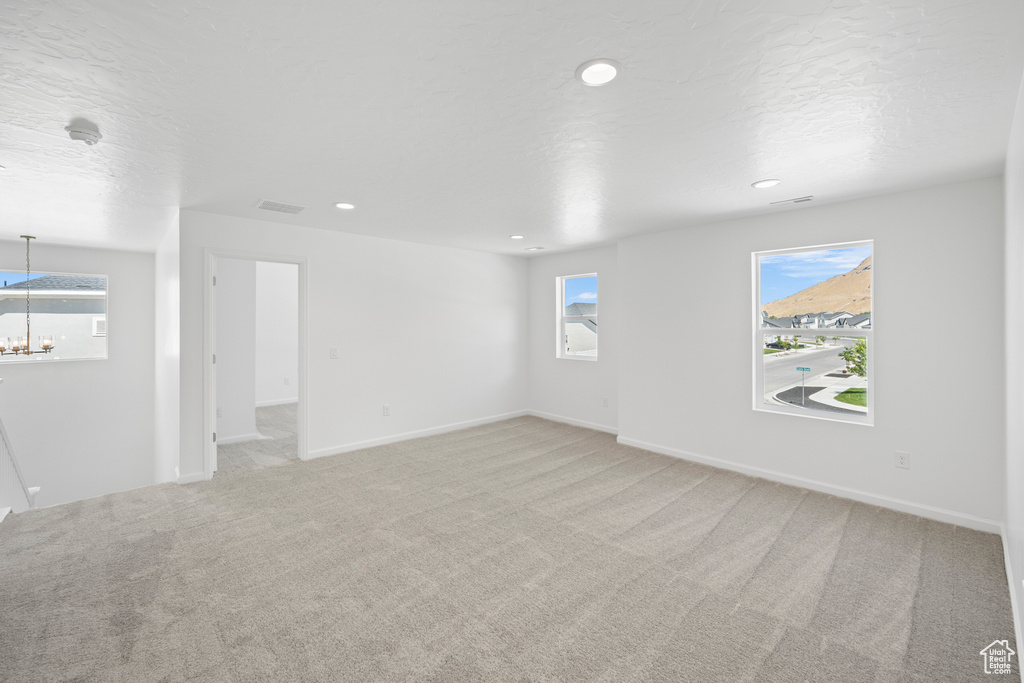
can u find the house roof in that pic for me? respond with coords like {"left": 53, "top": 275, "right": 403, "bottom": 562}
{"left": 846, "top": 314, "right": 871, "bottom": 326}
{"left": 0, "top": 275, "right": 106, "bottom": 292}
{"left": 565, "top": 303, "right": 597, "bottom": 316}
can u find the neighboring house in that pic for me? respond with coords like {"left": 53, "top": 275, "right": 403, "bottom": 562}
{"left": 761, "top": 310, "right": 868, "bottom": 330}
{"left": 844, "top": 313, "right": 872, "bottom": 329}
{"left": 0, "top": 275, "right": 107, "bottom": 360}
{"left": 820, "top": 311, "right": 854, "bottom": 327}
{"left": 564, "top": 302, "right": 597, "bottom": 355}
{"left": 761, "top": 312, "right": 795, "bottom": 329}
{"left": 791, "top": 313, "right": 818, "bottom": 328}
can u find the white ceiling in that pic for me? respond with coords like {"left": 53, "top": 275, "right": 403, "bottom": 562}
{"left": 3, "top": 0, "right": 1023, "bottom": 255}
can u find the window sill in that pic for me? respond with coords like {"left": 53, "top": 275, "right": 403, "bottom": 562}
{"left": 754, "top": 403, "right": 872, "bottom": 427}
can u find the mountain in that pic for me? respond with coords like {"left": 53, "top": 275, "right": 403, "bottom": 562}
{"left": 762, "top": 256, "right": 871, "bottom": 317}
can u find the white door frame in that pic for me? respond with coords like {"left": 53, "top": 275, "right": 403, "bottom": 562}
{"left": 203, "top": 248, "right": 309, "bottom": 479}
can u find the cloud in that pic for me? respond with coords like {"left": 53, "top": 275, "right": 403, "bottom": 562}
{"left": 575, "top": 292, "right": 597, "bottom": 300}
{"left": 761, "top": 247, "right": 870, "bottom": 279}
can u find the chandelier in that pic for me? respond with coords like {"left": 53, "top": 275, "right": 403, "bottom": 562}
{"left": 0, "top": 236, "right": 54, "bottom": 356}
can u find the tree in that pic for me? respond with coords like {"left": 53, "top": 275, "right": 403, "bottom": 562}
{"left": 815, "top": 335, "right": 826, "bottom": 346}
{"left": 792, "top": 335, "right": 801, "bottom": 349}
{"left": 838, "top": 339, "right": 867, "bottom": 377}
{"left": 832, "top": 336, "right": 841, "bottom": 346}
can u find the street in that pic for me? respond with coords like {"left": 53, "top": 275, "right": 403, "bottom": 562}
{"left": 763, "top": 340, "right": 858, "bottom": 395}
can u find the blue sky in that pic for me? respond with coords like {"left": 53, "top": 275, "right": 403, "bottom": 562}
{"left": 0, "top": 272, "right": 43, "bottom": 287}
{"left": 760, "top": 246, "right": 871, "bottom": 305}
{"left": 564, "top": 275, "right": 597, "bottom": 305}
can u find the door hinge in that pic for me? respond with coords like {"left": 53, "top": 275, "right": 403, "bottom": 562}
{"left": 212, "top": 275, "right": 217, "bottom": 286}
{"left": 212, "top": 353, "right": 216, "bottom": 364}
{"left": 213, "top": 432, "right": 217, "bottom": 443}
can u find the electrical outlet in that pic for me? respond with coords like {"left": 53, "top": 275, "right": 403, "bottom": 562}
{"left": 895, "top": 451, "right": 910, "bottom": 469}
{"left": 601, "top": 397, "right": 609, "bottom": 408}
{"left": 383, "top": 404, "right": 391, "bottom": 417}
{"left": 283, "top": 377, "right": 290, "bottom": 385}
{"left": 216, "top": 407, "right": 222, "bottom": 418}
{"left": 330, "top": 346, "right": 339, "bottom": 359}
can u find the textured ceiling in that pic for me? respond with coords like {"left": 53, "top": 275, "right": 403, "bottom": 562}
{"left": 2, "top": 0, "right": 1023, "bottom": 254}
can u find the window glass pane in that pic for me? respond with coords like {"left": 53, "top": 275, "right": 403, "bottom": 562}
{"left": 761, "top": 332, "right": 867, "bottom": 416}
{"left": 563, "top": 275, "right": 597, "bottom": 317}
{"left": 0, "top": 271, "right": 107, "bottom": 361}
{"left": 565, "top": 320, "right": 598, "bottom": 357}
{"left": 759, "top": 245, "right": 871, "bottom": 325}
{"left": 757, "top": 242, "right": 871, "bottom": 421}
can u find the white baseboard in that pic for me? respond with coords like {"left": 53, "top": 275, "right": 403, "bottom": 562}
{"left": 176, "top": 471, "right": 211, "bottom": 484}
{"left": 255, "top": 398, "right": 299, "bottom": 408}
{"left": 1000, "top": 526, "right": 1024, "bottom": 664}
{"left": 617, "top": 435, "right": 1001, "bottom": 534}
{"left": 216, "top": 432, "right": 264, "bottom": 445}
{"left": 0, "top": 506, "right": 10, "bottom": 523}
{"left": 526, "top": 410, "right": 618, "bottom": 435}
{"left": 308, "top": 410, "right": 529, "bottom": 460}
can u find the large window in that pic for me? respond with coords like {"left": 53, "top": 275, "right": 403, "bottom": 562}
{"left": 558, "top": 273, "right": 598, "bottom": 360}
{"left": 0, "top": 271, "right": 108, "bottom": 361}
{"left": 753, "top": 242, "right": 872, "bottom": 424}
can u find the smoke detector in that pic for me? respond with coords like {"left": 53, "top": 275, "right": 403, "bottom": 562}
{"left": 65, "top": 123, "right": 102, "bottom": 146}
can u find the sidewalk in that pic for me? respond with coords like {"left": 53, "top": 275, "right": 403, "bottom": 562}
{"left": 763, "top": 340, "right": 846, "bottom": 361}
{"left": 805, "top": 372, "right": 867, "bottom": 412}
{"left": 765, "top": 342, "right": 868, "bottom": 411}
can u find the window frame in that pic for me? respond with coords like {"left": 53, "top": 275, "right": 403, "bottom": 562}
{"left": 557, "top": 272, "right": 598, "bottom": 361}
{"left": 752, "top": 241, "right": 873, "bottom": 426}
{"left": 0, "top": 270, "right": 109, "bottom": 363}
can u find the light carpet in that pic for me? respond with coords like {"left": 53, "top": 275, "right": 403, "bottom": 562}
{"left": 0, "top": 416, "right": 1016, "bottom": 682}
{"left": 215, "top": 403, "right": 298, "bottom": 479}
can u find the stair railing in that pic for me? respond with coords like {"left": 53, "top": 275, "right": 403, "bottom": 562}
{"left": 0, "top": 379, "right": 38, "bottom": 515}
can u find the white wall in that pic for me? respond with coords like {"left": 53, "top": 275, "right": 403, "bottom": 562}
{"left": 1004, "top": 73, "right": 1024, "bottom": 651}
{"left": 215, "top": 258, "right": 259, "bottom": 443}
{"left": 255, "top": 261, "right": 298, "bottom": 406}
{"left": 527, "top": 245, "right": 618, "bottom": 432}
{"left": 618, "top": 177, "right": 1005, "bottom": 530}
{"left": 0, "top": 241, "right": 155, "bottom": 507}
{"left": 178, "top": 210, "right": 529, "bottom": 480}
{"left": 154, "top": 218, "right": 180, "bottom": 484}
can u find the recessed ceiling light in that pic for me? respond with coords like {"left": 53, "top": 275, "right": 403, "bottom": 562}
{"left": 510, "top": 235, "right": 525, "bottom": 240}
{"left": 575, "top": 59, "right": 620, "bottom": 86}
{"left": 524, "top": 246, "right": 545, "bottom": 251}
{"left": 751, "top": 179, "right": 781, "bottom": 189}
{"left": 334, "top": 202, "right": 356, "bottom": 210}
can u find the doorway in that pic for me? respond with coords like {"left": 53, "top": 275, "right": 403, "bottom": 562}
{"left": 203, "top": 250, "right": 307, "bottom": 479}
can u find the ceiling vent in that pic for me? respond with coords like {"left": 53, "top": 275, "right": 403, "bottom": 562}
{"left": 770, "top": 196, "right": 814, "bottom": 206}
{"left": 256, "top": 199, "right": 305, "bottom": 214}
